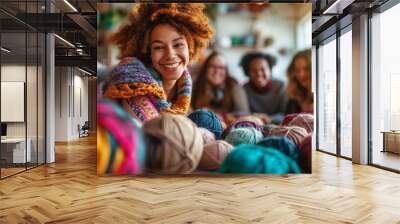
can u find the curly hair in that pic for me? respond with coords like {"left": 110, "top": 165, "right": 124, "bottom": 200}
{"left": 286, "top": 49, "right": 312, "bottom": 103}
{"left": 112, "top": 3, "right": 214, "bottom": 64}
{"left": 239, "top": 52, "right": 277, "bottom": 77}
{"left": 192, "top": 51, "right": 238, "bottom": 112}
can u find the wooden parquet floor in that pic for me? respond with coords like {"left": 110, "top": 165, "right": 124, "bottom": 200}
{"left": 1, "top": 135, "right": 400, "bottom": 224}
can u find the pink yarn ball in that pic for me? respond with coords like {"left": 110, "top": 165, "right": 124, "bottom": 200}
{"left": 288, "top": 114, "right": 314, "bottom": 134}
{"left": 268, "top": 126, "right": 308, "bottom": 147}
{"left": 281, "top": 113, "right": 300, "bottom": 126}
{"left": 198, "top": 127, "right": 216, "bottom": 144}
{"left": 198, "top": 140, "right": 233, "bottom": 171}
{"left": 299, "top": 134, "right": 312, "bottom": 173}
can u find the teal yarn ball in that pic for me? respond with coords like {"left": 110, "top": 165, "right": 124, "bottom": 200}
{"left": 225, "top": 127, "right": 263, "bottom": 146}
{"left": 219, "top": 144, "right": 301, "bottom": 174}
{"left": 257, "top": 136, "right": 299, "bottom": 161}
{"left": 188, "top": 109, "right": 223, "bottom": 139}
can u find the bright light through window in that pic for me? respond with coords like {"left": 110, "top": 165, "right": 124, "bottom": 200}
{"left": 318, "top": 37, "right": 337, "bottom": 154}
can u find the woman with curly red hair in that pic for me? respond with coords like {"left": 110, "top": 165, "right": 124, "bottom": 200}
{"left": 103, "top": 4, "right": 214, "bottom": 122}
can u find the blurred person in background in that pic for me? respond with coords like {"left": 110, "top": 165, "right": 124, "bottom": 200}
{"left": 192, "top": 51, "right": 249, "bottom": 115}
{"left": 102, "top": 3, "right": 214, "bottom": 122}
{"left": 240, "top": 52, "right": 287, "bottom": 124}
{"left": 285, "top": 49, "right": 313, "bottom": 114}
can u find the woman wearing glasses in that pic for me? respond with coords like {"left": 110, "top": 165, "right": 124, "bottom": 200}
{"left": 192, "top": 51, "right": 249, "bottom": 115}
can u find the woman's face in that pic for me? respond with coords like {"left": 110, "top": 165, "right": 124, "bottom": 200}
{"left": 248, "top": 58, "right": 271, "bottom": 88}
{"left": 206, "top": 55, "right": 227, "bottom": 87}
{"left": 150, "top": 24, "right": 190, "bottom": 82}
{"left": 293, "top": 57, "right": 310, "bottom": 87}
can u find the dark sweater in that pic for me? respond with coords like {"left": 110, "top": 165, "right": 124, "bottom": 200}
{"left": 243, "top": 79, "right": 288, "bottom": 123}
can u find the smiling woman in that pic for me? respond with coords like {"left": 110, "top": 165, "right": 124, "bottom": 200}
{"left": 192, "top": 51, "right": 249, "bottom": 115}
{"left": 102, "top": 4, "right": 214, "bottom": 122}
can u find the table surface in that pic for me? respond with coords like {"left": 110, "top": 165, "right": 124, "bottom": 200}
{"left": 381, "top": 131, "right": 400, "bottom": 134}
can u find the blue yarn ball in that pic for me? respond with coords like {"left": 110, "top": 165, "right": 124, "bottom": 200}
{"left": 219, "top": 144, "right": 301, "bottom": 174}
{"left": 225, "top": 127, "right": 263, "bottom": 146}
{"left": 188, "top": 109, "right": 223, "bottom": 139}
{"left": 257, "top": 136, "right": 300, "bottom": 161}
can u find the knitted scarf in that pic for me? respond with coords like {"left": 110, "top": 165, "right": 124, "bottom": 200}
{"left": 103, "top": 57, "right": 192, "bottom": 118}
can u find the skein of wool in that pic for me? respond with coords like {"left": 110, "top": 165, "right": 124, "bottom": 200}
{"left": 225, "top": 127, "right": 263, "bottom": 146}
{"left": 257, "top": 136, "right": 299, "bottom": 161}
{"left": 219, "top": 144, "right": 301, "bottom": 174}
{"left": 222, "top": 120, "right": 262, "bottom": 138}
{"left": 288, "top": 113, "right": 314, "bottom": 133}
{"left": 143, "top": 114, "right": 204, "bottom": 174}
{"left": 188, "top": 109, "right": 224, "bottom": 139}
{"left": 299, "top": 134, "right": 312, "bottom": 173}
{"left": 97, "top": 99, "right": 146, "bottom": 175}
{"left": 261, "top": 124, "right": 278, "bottom": 137}
{"left": 198, "top": 127, "right": 216, "bottom": 145}
{"left": 281, "top": 113, "right": 300, "bottom": 126}
{"left": 198, "top": 140, "right": 233, "bottom": 171}
{"left": 268, "top": 126, "right": 308, "bottom": 147}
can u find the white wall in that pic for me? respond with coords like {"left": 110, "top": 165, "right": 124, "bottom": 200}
{"left": 55, "top": 66, "right": 69, "bottom": 141}
{"left": 54, "top": 67, "right": 89, "bottom": 141}
{"left": 296, "top": 11, "right": 312, "bottom": 51}
{"left": 1, "top": 64, "right": 46, "bottom": 163}
{"left": 1, "top": 65, "right": 32, "bottom": 138}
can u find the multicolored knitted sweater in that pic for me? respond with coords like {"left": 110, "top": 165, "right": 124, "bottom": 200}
{"left": 103, "top": 57, "right": 192, "bottom": 122}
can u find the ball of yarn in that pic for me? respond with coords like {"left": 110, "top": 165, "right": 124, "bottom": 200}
{"left": 268, "top": 126, "right": 308, "bottom": 147}
{"left": 223, "top": 120, "right": 262, "bottom": 138}
{"left": 299, "top": 134, "right": 312, "bottom": 173}
{"left": 198, "top": 127, "right": 216, "bottom": 144}
{"left": 198, "top": 140, "right": 233, "bottom": 171}
{"left": 236, "top": 115, "right": 264, "bottom": 126}
{"left": 132, "top": 117, "right": 143, "bottom": 128}
{"left": 97, "top": 99, "right": 146, "bottom": 175}
{"left": 257, "top": 136, "right": 299, "bottom": 161}
{"left": 261, "top": 124, "right": 278, "bottom": 137}
{"left": 288, "top": 113, "right": 314, "bottom": 134}
{"left": 225, "top": 127, "right": 263, "bottom": 146}
{"left": 188, "top": 109, "right": 223, "bottom": 139}
{"left": 219, "top": 144, "right": 301, "bottom": 174}
{"left": 281, "top": 113, "right": 300, "bottom": 126}
{"left": 142, "top": 114, "right": 203, "bottom": 174}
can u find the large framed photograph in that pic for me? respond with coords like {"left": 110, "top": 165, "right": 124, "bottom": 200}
{"left": 97, "top": 3, "right": 313, "bottom": 175}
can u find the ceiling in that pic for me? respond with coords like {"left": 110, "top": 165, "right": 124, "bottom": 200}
{"left": 0, "top": 0, "right": 97, "bottom": 74}
{"left": 312, "top": 0, "right": 389, "bottom": 44}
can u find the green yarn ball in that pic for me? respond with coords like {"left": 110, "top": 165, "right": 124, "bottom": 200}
{"left": 224, "top": 127, "right": 263, "bottom": 146}
{"left": 219, "top": 144, "right": 301, "bottom": 174}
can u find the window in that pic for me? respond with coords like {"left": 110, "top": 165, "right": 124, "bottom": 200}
{"left": 339, "top": 29, "right": 352, "bottom": 158}
{"left": 371, "top": 2, "right": 400, "bottom": 171}
{"left": 317, "top": 37, "right": 337, "bottom": 154}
